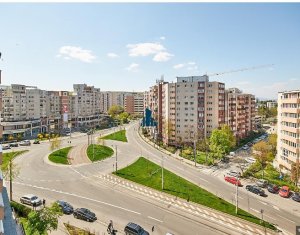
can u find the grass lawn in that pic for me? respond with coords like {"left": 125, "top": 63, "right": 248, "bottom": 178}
{"left": 101, "top": 130, "right": 127, "bottom": 142}
{"left": 181, "top": 150, "right": 213, "bottom": 166}
{"left": 115, "top": 157, "right": 276, "bottom": 230}
{"left": 48, "top": 147, "right": 72, "bottom": 165}
{"left": 64, "top": 223, "right": 95, "bottom": 235}
{"left": 1, "top": 150, "right": 28, "bottom": 171}
{"left": 87, "top": 144, "right": 114, "bottom": 162}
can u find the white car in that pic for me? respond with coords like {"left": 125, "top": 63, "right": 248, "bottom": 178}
{"left": 245, "top": 157, "right": 256, "bottom": 164}
{"left": 20, "top": 194, "right": 42, "bottom": 206}
{"left": 19, "top": 140, "right": 31, "bottom": 146}
{"left": 227, "top": 170, "right": 241, "bottom": 178}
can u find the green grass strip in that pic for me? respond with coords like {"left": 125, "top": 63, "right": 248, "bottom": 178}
{"left": 87, "top": 144, "right": 114, "bottom": 162}
{"left": 115, "top": 157, "right": 276, "bottom": 230}
{"left": 101, "top": 130, "right": 127, "bottom": 142}
{"left": 48, "top": 147, "right": 72, "bottom": 165}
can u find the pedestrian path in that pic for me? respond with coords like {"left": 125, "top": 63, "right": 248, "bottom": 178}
{"left": 93, "top": 173, "right": 278, "bottom": 235}
{"left": 68, "top": 143, "right": 91, "bottom": 165}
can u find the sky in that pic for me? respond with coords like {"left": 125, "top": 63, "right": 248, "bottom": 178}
{"left": 0, "top": 3, "right": 299, "bottom": 99}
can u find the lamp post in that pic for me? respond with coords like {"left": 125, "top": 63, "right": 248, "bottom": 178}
{"left": 235, "top": 176, "right": 239, "bottom": 214}
{"left": 161, "top": 155, "right": 164, "bottom": 190}
{"left": 115, "top": 145, "right": 118, "bottom": 173}
{"left": 260, "top": 209, "right": 266, "bottom": 235}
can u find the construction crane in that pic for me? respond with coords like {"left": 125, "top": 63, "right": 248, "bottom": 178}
{"left": 207, "top": 64, "right": 274, "bottom": 77}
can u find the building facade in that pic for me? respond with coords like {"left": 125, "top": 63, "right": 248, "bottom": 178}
{"left": 145, "top": 76, "right": 256, "bottom": 146}
{"left": 267, "top": 101, "right": 277, "bottom": 109}
{"left": 124, "top": 92, "right": 144, "bottom": 116}
{"left": 276, "top": 90, "right": 300, "bottom": 173}
{"left": 225, "top": 88, "right": 256, "bottom": 140}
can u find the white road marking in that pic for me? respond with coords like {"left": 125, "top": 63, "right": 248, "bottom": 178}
{"left": 272, "top": 205, "right": 280, "bottom": 211}
{"left": 264, "top": 214, "right": 276, "bottom": 220}
{"left": 199, "top": 178, "right": 209, "bottom": 183}
{"left": 259, "top": 201, "right": 268, "bottom": 205}
{"left": 277, "top": 214, "right": 296, "bottom": 223}
{"left": 250, "top": 208, "right": 260, "bottom": 213}
{"left": 70, "top": 167, "right": 87, "bottom": 178}
{"left": 147, "top": 216, "right": 163, "bottom": 223}
{"left": 14, "top": 181, "right": 141, "bottom": 215}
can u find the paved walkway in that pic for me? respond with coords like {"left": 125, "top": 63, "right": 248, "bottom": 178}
{"left": 68, "top": 143, "right": 91, "bottom": 165}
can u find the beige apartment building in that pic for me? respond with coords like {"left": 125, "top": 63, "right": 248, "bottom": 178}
{"left": 124, "top": 92, "right": 144, "bottom": 116}
{"left": 100, "top": 91, "right": 135, "bottom": 113}
{"left": 225, "top": 88, "right": 256, "bottom": 140}
{"left": 145, "top": 76, "right": 257, "bottom": 146}
{"left": 0, "top": 72, "right": 4, "bottom": 232}
{"left": 276, "top": 90, "right": 300, "bottom": 173}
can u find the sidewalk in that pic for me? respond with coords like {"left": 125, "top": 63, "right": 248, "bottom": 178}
{"left": 68, "top": 143, "right": 91, "bottom": 165}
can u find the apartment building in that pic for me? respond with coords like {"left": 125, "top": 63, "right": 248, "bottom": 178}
{"left": 124, "top": 92, "right": 144, "bottom": 116}
{"left": 100, "top": 91, "right": 132, "bottom": 113}
{"left": 0, "top": 72, "right": 4, "bottom": 233}
{"left": 267, "top": 101, "right": 277, "bottom": 109}
{"left": 225, "top": 88, "right": 256, "bottom": 140}
{"left": 276, "top": 90, "right": 300, "bottom": 173}
{"left": 0, "top": 83, "right": 103, "bottom": 139}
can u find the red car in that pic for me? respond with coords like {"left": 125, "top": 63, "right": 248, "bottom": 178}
{"left": 279, "top": 186, "right": 290, "bottom": 198}
{"left": 224, "top": 176, "right": 242, "bottom": 186}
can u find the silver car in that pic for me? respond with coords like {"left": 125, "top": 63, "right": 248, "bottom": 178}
{"left": 20, "top": 194, "right": 42, "bottom": 206}
{"left": 19, "top": 140, "right": 31, "bottom": 146}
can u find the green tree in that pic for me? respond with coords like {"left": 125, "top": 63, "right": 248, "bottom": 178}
{"left": 291, "top": 162, "right": 300, "bottom": 187}
{"left": 209, "top": 125, "right": 236, "bottom": 162}
{"left": 269, "top": 107, "right": 277, "bottom": 117}
{"left": 252, "top": 141, "right": 273, "bottom": 178}
{"left": 118, "top": 112, "right": 130, "bottom": 124}
{"left": 108, "top": 105, "right": 124, "bottom": 118}
{"left": 49, "top": 137, "right": 61, "bottom": 151}
{"left": 268, "top": 133, "right": 277, "bottom": 156}
{"left": 196, "top": 137, "right": 210, "bottom": 164}
{"left": 27, "top": 202, "right": 63, "bottom": 235}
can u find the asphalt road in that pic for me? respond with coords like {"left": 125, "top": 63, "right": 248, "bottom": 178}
{"left": 8, "top": 122, "right": 299, "bottom": 235}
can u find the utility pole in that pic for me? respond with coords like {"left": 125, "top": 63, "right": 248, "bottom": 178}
{"left": 161, "top": 156, "right": 164, "bottom": 190}
{"left": 9, "top": 159, "right": 12, "bottom": 201}
{"left": 193, "top": 139, "right": 197, "bottom": 167}
{"left": 235, "top": 177, "right": 239, "bottom": 214}
{"left": 115, "top": 145, "right": 118, "bottom": 172}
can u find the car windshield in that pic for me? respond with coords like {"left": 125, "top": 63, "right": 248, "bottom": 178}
{"left": 31, "top": 196, "right": 37, "bottom": 200}
{"left": 281, "top": 189, "right": 287, "bottom": 192}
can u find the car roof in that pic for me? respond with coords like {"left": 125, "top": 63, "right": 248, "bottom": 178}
{"left": 23, "top": 194, "right": 37, "bottom": 198}
{"left": 281, "top": 186, "right": 289, "bottom": 189}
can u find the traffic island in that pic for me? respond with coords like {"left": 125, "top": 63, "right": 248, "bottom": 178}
{"left": 48, "top": 147, "right": 73, "bottom": 165}
{"left": 87, "top": 144, "right": 114, "bottom": 162}
{"left": 114, "top": 157, "right": 276, "bottom": 231}
{"left": 101, "top": 130, "right": 127, "bottom": 142}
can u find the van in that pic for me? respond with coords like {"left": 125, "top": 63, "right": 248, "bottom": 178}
{"left": 229, "top": 152, "right": 235, "bottom": 156}
{"left": 124, "top": 222, "right": 149, "bottom": 235}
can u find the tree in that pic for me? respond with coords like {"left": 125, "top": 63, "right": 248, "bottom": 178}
{"left": 196, "top": 137, "right": 210, "bottom": 164}
{"left": 118, "top": 112, "right": 130, "bottom": 124}
{"left": 49, "top": 137, "right": 61, "bottom": 151}
{"left": 268, "top": 133, "right": 277, "bottom": 157}
{"left": 27, "top": 202, "right": 63, "bottom": 235}
{"left": 252, "top": 141, "right": 273, "bottom": 178}
{"left": 2, "top": 153, "right": 20, "bottom": 201}
{"left": 209, "top": 125, "right": 236, "bottom": 162}
{"left": 291, "top": 162, "right": 300, "bottom": 187}
{"left": 108, "top": 105, "right": 124, "bottom": 118}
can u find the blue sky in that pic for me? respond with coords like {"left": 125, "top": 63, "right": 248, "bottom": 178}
{"left": 0, "top": 3, "right": 299, "bottom": 99}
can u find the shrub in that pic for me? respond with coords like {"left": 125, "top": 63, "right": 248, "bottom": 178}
{"left": 11, "top": 201, "right": 32, "bottom": 218}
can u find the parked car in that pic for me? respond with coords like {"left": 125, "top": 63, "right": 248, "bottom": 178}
{"left": 224, "top": 176, "right": 242, "bottom": 186}
{"left": 124, "top": 222, "right": 150, "bottom": 235}
{"left": 73, "top": 208, "right": 97, "bottom": 222}
{"left": 56, "top": 200, "right": 74, "bottom": 214}
{"left": 279, "top": 186, "right": 290, "bottom": 198}
{"left": 242, "top": 146, "right": 249, "bottom": 150}
{"left": 2, "top": 145, "right": 11, "bottom": 150}
{"left": 291, "top": 192, "right": 300, "bottom": 202}
{"left": 9, "top": 142, "right": 19, "bottom": 147}
{"left": 20, "top": 194, "right": 42, "bottom": 206}
{"left": 226, "top": 170, "right": 241, "bottom": 178}
{"left": 19, "top": 140, "right": 31, "bottom": 146}
{"left": 267, "top": 184, "right": 279, "bottom": 194}
{"left": 33, "top": 140, "right": 40, "bottom": 144}
{"left": 245, "top": 157, "right": 256, "bottom": 164}
{"left": 256, "top": 179, "right": 268, "bottom": 188}
{"left": 246, "top": 185, "right": 267, "bottom": 197}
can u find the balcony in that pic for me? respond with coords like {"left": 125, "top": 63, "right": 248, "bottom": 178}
{"left": 281, "top": 125, "right": 300, "bottom": 134}
{"left": 281, "top": 97, "right": 300, "bottom": 104}
{"left": 281, "top": 116, "right": 300, "bottom": 124}
{"left": 281, "top": 142, "right": 299, "bottom": 154}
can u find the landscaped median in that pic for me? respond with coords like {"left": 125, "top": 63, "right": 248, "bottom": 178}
{"left": 2, "top": 150, "right": 28, "bottom": 170}
{"left": 114, "top": 157, "right": 276, "bottom": 231}
{"left": 101, "top": 129, "right": 127, "bottom": 142}
{"left": 48, "top": 147, "right": 72, "bottom": 165}
{"left": 87, "top": 144, "right": 114, "bottom": 162}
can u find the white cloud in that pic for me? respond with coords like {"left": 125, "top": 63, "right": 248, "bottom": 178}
{"left": 237, "top": 81, "right": 250, "bottom": 85}
{"left": 290, "top": 78, "right": 298, "bottom": 81}
{"left": 57, "top": 46, "right": 96, "bottom": 63}
{"left": 126, "top": 42, "right": 173, "bottom": 62}
{"left": 126, "top": 63, "right": 139, "bottom": 72}
{"left": 153, "top": 52, "right": 174, "bottom": 62}
{"left": 173, "top": 64, "right": 185, "bottom": 69}
{"left": 188, "top": 62, "right": 196, "bottom": 65}
{"left": 187, "top": 65, "right": 198, "bottom": 71}
{"left": 107, "top": 53, "right": 119, "bottom": 58}
{"left": 160, "top": 36, "right": 166, "bottom": 40}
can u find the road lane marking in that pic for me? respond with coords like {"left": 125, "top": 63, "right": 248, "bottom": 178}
{"left": 250, "top": 208, "right": 260, "bottom": 213}
{"left": 199, "top": 178, "right": 209, "bottom": 183}
{"left": 259, "top": 201, "right": 268, "bottom": 205}
{"left": 147, "top": 216, "right": 163, "bottom": 223}
{"left": 70, "top": 167, "right": 87, "bottom": 178}
{"left": 277, "top": 214, "right": 296, "bottom": 223}
{"left": 14, "top": 181, "right": 141, "bottom": 215}
{"left": 272, "top": 205, "right": 280, "bottom": 211}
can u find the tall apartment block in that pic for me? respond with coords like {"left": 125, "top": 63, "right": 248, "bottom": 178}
{"left": 225, "top": 88, "right": 256, "bottom": 140}
{"left": 145, "top": 76, "right": 256, "bottom": 146}
{"left": 0, "top": 70, "right": 4, "bottom": 233}
{"left": 124, "top": 92, "right": 144, "bottom": 116}
{"left": 276, "top": 90, "right": 300, "bottom": 173}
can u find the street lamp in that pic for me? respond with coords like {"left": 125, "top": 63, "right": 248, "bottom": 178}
{"left": 235, "top": 176, "right": 239, "bottom": 214}
{"left": 260, "top": 209, "right": 266, "bottom": 235}
{"left": 111, "top": 145, "right": 118, "bottom": 173}
{"left": 161, "top": 155, "right": 164, "bottom": 190}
